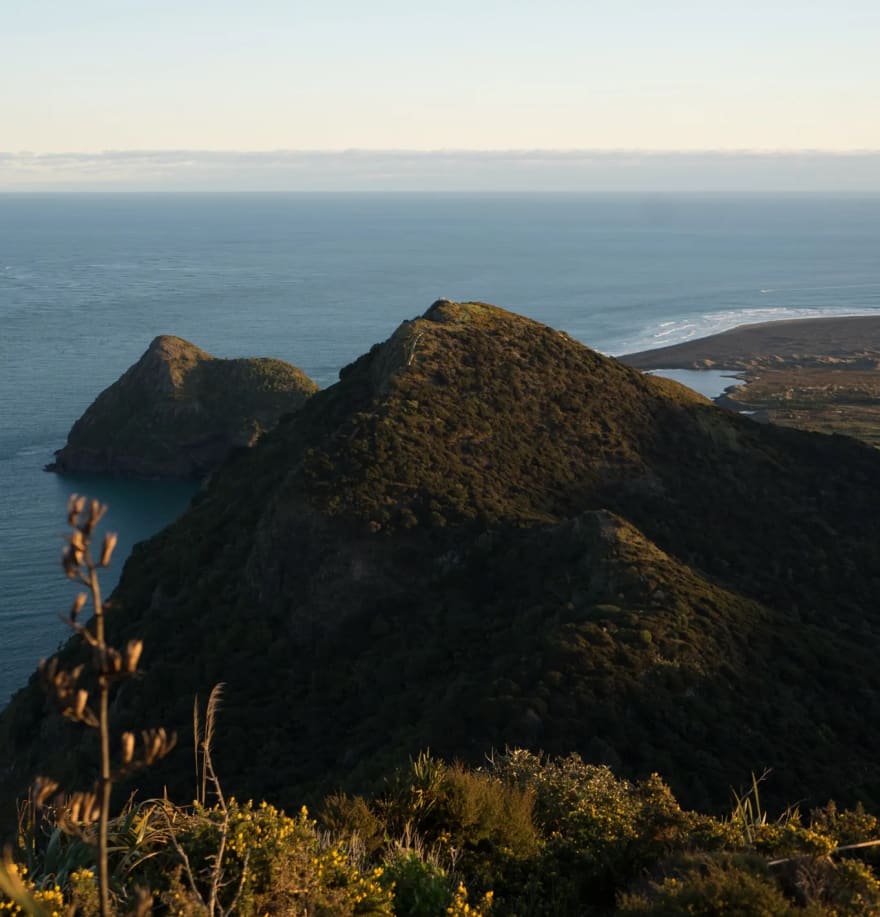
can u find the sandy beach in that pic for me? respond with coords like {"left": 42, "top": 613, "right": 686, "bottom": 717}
{"left": 620, "top": 315, "right": 880, "bottom": 371}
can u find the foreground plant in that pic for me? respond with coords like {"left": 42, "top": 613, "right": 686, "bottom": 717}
{"left": 0, "top": 495, "right": 175, "bottom": 916}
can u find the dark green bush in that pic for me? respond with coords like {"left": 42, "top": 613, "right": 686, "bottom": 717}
{"left": 379, "top": 849, "right": 454, "bottom": 917}
{"left": 618, "top": 857, "right": 801, "bottom": 916}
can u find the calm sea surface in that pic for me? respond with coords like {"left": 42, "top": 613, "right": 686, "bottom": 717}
{"left": 2, "top": 192, "right": 879, "bottom": 705}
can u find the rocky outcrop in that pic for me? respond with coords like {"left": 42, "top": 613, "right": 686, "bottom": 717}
{"left": 48, "top": 335, "right": 318, "bottom": 478}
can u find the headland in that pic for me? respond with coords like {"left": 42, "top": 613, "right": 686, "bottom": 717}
{"left": 621, "top": 314, "right": 880, "bottom": 446}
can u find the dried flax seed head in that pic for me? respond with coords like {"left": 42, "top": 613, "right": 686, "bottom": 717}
{"left": 31, "top": 777, "right": 60, "bottom": 809}
{"left": 105, "top": 647, "right": 123, "bottom": 675}
{"left": 121, "top": 731, "right": 135, "bottom": 765}
{"left": 84, "top": 498, "right": 106, "bottom": 535}
{"left": 70, "top": 592, "right": 88, "bottom": 621}
{"left": 100, "top": 532, "right": 118, "bottom": 568}
{"left": 74, "top": 689, "right": 89, "bottom": 718}
{"left": 124, "top": 639, "right": 143, "bottom": 673}
{"left": 67, "top": 791, "right": 100, "bottom": 825}
{"left": 67, "top": 494, "right": 86, "bottom": 527}
{"left": 141, "top": 728, "right": 176, "bottom": 765}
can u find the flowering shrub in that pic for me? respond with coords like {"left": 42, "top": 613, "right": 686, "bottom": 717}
{"left": 811, "top": 802, "right": 880, "bottom": 848}
{"left": 378, "top": 847, "right": 494, "bottom": 917}
{"left": 0, "top": 864, "right": 66, "bottom": 917}
{"left": 5, "top": 752, "right": 880, "bottom": 915}
{"left": 752, "top": 821, "right": 837, "bottom": 858}
{"left": 165, "top": 799, "right": 393, "bottom": 916}
{"left": 379, "top": 849, "right": 452, "bottom": 917}
{"left": 446, "top": 882, "right": 494, "bottom": 917}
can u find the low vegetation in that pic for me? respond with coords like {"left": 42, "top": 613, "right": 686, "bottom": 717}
{"left": 725, "top": 368, "right": 880, "bottom": 447}
{"left": 4, "top": 749, "right": 880, "bottom": 915}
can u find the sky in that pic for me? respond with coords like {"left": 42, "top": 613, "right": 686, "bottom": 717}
{"left": 3, "top": 1, "right": 880, "bottom": 189}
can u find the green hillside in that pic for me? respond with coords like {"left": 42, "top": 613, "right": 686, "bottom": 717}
{"left": 5, "top": 300, "right": 880, "bottom": 834}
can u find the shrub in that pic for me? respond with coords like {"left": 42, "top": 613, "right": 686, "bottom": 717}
{"left": 379, "top": 754, "right": 539, "bottom": 892}
{"left": 617, "top": 857, "right": 799, "bottom": 916}
{"left": 322, "top": 792, "right": 386, "bottom": 857}
{"left": 380, "top": 848, "right": 454, "bottom": 917}
{"left": 489, "top": 750, "right": 737, "bottom": 914}
{"left": 165, "top": 800, "right": 394, "bottom": 916}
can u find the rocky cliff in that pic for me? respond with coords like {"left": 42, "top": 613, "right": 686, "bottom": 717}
{"left": 48, "top": 335, "right": 318, "bottom": 478}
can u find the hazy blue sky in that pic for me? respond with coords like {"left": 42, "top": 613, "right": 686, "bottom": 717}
{"left": 3, "top": 1, "right": 879, "bottom": 188}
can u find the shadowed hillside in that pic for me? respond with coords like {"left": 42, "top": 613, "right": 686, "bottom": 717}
{"left": 5, "top": 300, "right": 880, "bottom": 833}
{"left": 49, "top": 334, "right": 318, "bottom": 478}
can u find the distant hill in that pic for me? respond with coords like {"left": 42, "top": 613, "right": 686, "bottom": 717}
{"left": 6, "top": 300, "right": 880, "bottom": 832}
{"left": 48, "top": 335, "right": 318, "bottom": 478}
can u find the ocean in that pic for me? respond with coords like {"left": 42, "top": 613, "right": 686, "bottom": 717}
{"left": 2, "top": 191, "right": 879, "bottom": 706}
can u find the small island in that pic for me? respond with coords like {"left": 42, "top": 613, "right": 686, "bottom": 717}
{"left": 621, "top": 315, "right": 880, "bottom": 446}
{"left": 48, "top": 335, "right": 318, "bottom": 478}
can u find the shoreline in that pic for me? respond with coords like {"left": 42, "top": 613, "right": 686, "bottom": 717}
{"left": 619, "top": 314, "right": 880, "bottom": 371}
{"left": 621, "top": 314, "right": 880, "bottom": 446}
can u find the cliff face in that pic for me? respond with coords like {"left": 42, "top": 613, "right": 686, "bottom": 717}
{"left": 48, "top": 335, "right": 318, "bottom": 478}
{"left": 6, "top": 301, "right": 880, "bottom": 828}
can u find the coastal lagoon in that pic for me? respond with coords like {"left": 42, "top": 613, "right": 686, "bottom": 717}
{"left": 2, "top": 192, "right": 879, "bottom": 705}
{"left": 646, "top": 369, "right": 743, "bottom": 400}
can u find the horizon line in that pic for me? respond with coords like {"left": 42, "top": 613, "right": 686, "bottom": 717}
{"left": 6, "top": 147, "right": 880, "bottom": 157}
{"left": 5, "top": 149, "right": 880, "bottom": 193}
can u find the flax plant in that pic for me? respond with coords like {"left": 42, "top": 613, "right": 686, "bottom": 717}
{"left": 1, "top": 495, "right": 176, "bottom": 916}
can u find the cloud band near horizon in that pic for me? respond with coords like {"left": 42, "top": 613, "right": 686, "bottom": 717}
{"left": 2, "top": 150, "right": 880, "bottom": 192}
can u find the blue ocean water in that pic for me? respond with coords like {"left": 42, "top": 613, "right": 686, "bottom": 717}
{"left": 2, "top": 192, "right": 879, "bottom": 706}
